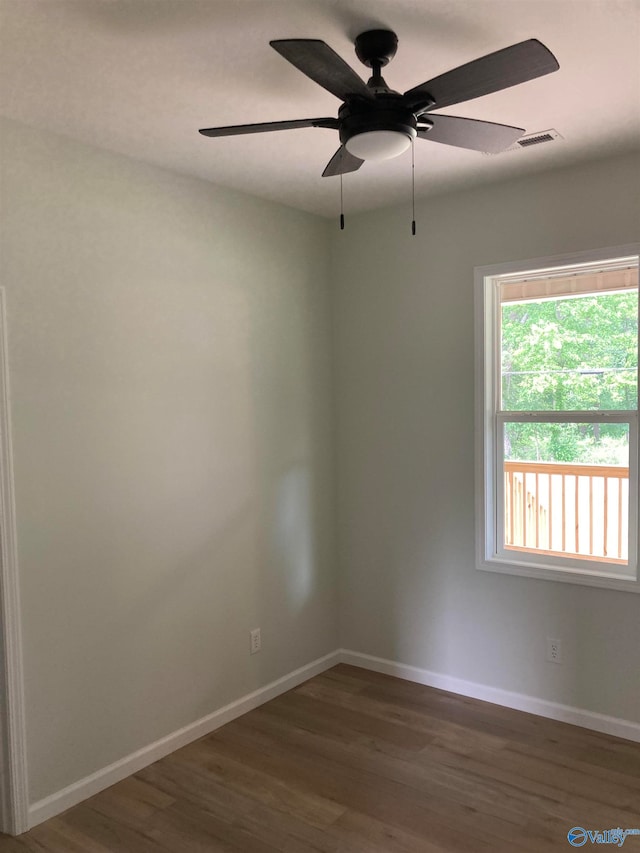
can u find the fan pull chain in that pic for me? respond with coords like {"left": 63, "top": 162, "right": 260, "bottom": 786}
{"left": 340, "top": 173, "right": 345, "bottom": 230}
{"left": 411, "top": 138, "right": 416, "bottom": 236}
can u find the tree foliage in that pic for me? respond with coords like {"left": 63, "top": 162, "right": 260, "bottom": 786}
{"left": 501, "top": 291, "right": 638, "bottom": 464}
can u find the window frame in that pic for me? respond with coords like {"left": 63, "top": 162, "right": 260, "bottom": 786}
{"left": 475, "top": 245, "right": 640, "bottom": 592}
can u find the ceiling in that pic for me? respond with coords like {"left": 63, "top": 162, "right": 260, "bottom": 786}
{"left": 1, "top": 0, "right": 638, "bottom": 218}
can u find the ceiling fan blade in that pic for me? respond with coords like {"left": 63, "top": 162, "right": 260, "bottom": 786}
{"left": 270, "top": 39, "right": 374, "bottom": 102}
{"left": 322, "top": 146, "right": 364, "bottom": 177}
{"left": 199, "top": 117, "right": 338, "bottom": 137}
{"left": 417, "top": 114, "right": 524, "bottom": 153}
{"left": 405, "top": 39, "right": 559, "bottom": 112}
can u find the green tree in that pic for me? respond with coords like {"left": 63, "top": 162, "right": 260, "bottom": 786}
{"left": 501, "top": 291, "right": 637, "bottom": 464}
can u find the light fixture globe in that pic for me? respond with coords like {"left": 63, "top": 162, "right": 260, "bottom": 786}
{"left": 338, "top": 98, "right": 418, "bottom": 163}
{"left": 345, "top": 129, "right": 411, "bottom": 161}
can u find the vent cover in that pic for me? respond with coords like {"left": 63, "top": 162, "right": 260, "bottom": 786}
{"left": 483, "top": 128, "right": 563, "bottom": 155}
{"left": 517, "top": 132, "right": 556, "bottom": 147}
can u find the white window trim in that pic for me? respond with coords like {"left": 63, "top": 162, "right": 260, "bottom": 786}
{"left": 475, "top": 244, "right": 640, "bottom": 593}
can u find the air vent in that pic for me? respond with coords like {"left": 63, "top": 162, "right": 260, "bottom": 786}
{"left": 483, "top": 128, "right": 563, "bottom": 155}
{"left": 517, "top": 132, "right": 556, "bottom": 147}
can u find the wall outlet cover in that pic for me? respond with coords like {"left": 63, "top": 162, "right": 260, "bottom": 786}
{"left": 546, "top": 637, "right": 562, "bottom": 664}
{"left": 250, "top": 628, "right": 261, "bottom": 655}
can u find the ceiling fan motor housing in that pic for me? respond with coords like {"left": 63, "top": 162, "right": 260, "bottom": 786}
{"left": 354, "top": 29, "right": 399, "bottom": 68}
{"left": 338, "top": 96, "right": 417, "bottom": 150}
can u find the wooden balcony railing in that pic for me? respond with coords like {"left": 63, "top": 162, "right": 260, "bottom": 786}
{"left": 504, "top": 461, "right": 629, "bottom": 564}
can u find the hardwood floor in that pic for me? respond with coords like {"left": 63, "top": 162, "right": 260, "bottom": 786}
{"left": 2, "top": 664, "right": 639, "bottom": 852}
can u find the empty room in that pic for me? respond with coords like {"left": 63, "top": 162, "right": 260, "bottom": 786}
{"left": 0, "top": 1, "right": 639, "bottom": 851}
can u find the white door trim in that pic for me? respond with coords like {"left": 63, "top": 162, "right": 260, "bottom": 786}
{"left": 0, "top": 288, "right": 29, "bottom": 835}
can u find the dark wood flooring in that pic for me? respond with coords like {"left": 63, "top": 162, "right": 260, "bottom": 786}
{"left": 2, "top": 664, "right": 639, "bottom": 851}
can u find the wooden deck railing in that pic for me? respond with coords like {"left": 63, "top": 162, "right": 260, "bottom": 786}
{"left": 504, "top": 461, "right": 629, "bottom": 564}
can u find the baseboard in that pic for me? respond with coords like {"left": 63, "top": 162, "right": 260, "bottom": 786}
{"left": 28, "top": 650, "right": 340, "bottom": 830}
{"left": 338, "top": 649, "right": 640, "bottom": 744}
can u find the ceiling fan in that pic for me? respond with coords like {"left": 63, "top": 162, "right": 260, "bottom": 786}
{"left": 199, "top": 30, "right": 559, "bottom": 176}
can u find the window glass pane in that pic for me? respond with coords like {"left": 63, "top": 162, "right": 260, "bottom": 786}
{"left": 501, "top": 289, "right": 638, "bottom": 411}
{"left": 503, "top": 422, "right": 629, "bottom": 563}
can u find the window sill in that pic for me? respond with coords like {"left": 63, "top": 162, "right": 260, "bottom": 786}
{"left": 477, "top": 553, "right": 640, "bottom": 593}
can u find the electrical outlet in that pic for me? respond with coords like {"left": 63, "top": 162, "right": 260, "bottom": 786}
{"left": 546, "top": 637, "right": 562, "bottom": 664}
{"left": 250, "top": 628, "right": 261, "bottom": 655}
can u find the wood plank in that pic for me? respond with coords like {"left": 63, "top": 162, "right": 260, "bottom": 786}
{"left": 604, "top": 476, "right": 609, "bottom": 556}
{"left": 508, "top": 470, "right": 514, "bottom": 545}
{"left": 504, "top": 461, "right": 628, "bottom": 479}
{"left": 83, "top": 776, "right": 175, "bottom": 832}
{"left": 562, "top": 473, "right": 566, "bottom": 551}
{"left": 589, "top": 474, "right": 594, "bottom": 554}
{"left": 162, "top": 739, "right": 347, "bottom": 830}
{"left": 575, "top": 474, "right": 580, "bottom": 552}
{"left": 548, "top": 474, "right": 553, "bottom": 549}
{"left": 51, "top": 803, "right": 166, "bottom": 853}
{"left": 143, "top": 798, "right": 281, "bottom": 853}
{"left": 534, "top": 471, "right": 540, "bottom": 548}
{"left": 618, "top": 477, "right": 624, "bottom": 558}
{"left": 522, "top": 471, "right": 527, "bottom": 547}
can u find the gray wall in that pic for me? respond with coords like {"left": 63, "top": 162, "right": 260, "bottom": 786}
{"left": 2, "top": 114, "right": 639, "bottom": 807}
{"left": 0, "top": 118, "right": 337, "bottom": 802}
{"left": 332, "top": 151, "right": 640, "bottom": 724}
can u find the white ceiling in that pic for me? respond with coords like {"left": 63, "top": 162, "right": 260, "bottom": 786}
{"left": 1, "top": 0, "right": 639, "bottom": 217}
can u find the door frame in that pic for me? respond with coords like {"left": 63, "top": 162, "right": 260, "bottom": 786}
{"left": 0, "top": 287, "right": 29, "bottom": 835}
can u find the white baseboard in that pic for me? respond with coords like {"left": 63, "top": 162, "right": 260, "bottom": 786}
{"left": 28, "top": 650, "right": 340, "bottom": 830}
{"left": 338, "top": 649, "right": 640, "bottom": 744}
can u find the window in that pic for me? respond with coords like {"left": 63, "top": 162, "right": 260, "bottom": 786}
{"left": 475, "top": 246, "right": 639, "bottom": 591}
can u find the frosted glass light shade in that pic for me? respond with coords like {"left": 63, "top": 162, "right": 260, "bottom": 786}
{"left": 345, "top": 130, "right": 411, "bottom": 161}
